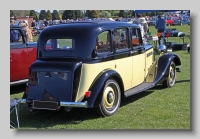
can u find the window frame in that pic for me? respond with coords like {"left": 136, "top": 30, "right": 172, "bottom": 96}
{"left": 130, "top": 27, "right": 143, "bottom": 48}
{"left": 10, "top": 29, "right": 24, "bottom": 46}
{"left": 44, "top": 37, "right": 75, "bottom": 51}
{"left": 95, "top": 30, "right": 113, "bottom": 57}
{"left": 112, "top": 27, "right": 130, "bottom": 53}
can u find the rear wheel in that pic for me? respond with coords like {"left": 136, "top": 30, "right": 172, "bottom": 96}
{"left": 95, "top": 79, "right": 121, "bottom": 117}
{"left": 163, "top": 61, "right": 176, "bottom": 88}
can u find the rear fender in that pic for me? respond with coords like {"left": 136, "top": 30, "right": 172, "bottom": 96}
{"left": 82, "top": 69, "right": 124, "bottom": 108}
{"left": 154, "top": 53, "right": 181, "bottom": 84}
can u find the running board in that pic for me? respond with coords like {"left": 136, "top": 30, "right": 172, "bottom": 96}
{"left": 124, "top": 82, "right": 155, "bottom": 97}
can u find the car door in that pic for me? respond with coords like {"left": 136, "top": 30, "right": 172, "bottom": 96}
{"left": 10, "top": 29, "right": 29, "bottom": 82}
{"left": 130, "top": 27, "right": 146, "bottom": 87}
{"left": 113, "top": 28, "right": 133, "bottom": 91}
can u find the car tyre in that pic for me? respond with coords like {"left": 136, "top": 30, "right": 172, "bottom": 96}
{"left": 163, "top": 61, "right": 176, "bottom": 88}
{"left": 95, "top": 78, "right": 121, "bottom": 117}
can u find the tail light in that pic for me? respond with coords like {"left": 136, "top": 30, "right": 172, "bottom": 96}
{"left": 28, "top": 70, "right": 38, "bottom": 86}
{"left": 85, "top": 91, "right": 91, "bottom": 98}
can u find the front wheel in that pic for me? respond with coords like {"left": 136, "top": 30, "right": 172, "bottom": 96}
{"left": 95, "top": 79, "right": 121, "bottom": 117}
{"left": 163, "top": 61, "right": 176, "bottom": 88}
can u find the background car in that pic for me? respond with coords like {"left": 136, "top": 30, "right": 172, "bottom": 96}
{"left": 10, "top": 25, "right": 37, "bottom": 86}
{"left": 182, "top": 19, "right": 190, "bottom": 25}
{"left": 172, "top": 19, "right": 182, "bottom": 26}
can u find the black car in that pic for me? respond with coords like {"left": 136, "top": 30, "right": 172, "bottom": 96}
{"left": 19, "top": 21, "right": 181, "bottom": 117}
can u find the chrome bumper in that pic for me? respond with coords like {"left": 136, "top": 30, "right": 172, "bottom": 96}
{"left": 60, "top": 101, "right": 88, "bottom": 108}
{"left": 17, "top": 99, "right": 88, "bottom": 108}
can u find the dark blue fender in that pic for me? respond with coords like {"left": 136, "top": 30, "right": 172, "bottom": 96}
{"left": 82, "top": 69, "right": 124, "bottom": 108}
{"left": 154, "top": 53, "right": 181, "bottom": 84}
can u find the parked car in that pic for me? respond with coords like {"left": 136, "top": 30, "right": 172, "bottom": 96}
{"left": 165, "top": 16, "right": 174, "bottom": 26}
{"left": 10, "top": 25, "right": 37, "bottom": 86}
{"left": 182, "top": 19, "right": 190, "bottom": 25}
{"left": 172, "top": 19, "right": 182, "bottom": 26}
{"left": 19, "top": 21, "right": 181, "bottom": 117}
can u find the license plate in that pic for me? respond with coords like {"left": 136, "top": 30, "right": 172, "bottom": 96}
{"left": 33, "top": 100, "right": 58, "bottom": 110}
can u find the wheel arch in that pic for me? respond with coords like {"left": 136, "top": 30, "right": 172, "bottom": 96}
{"left": 154, "top": 53, "right": 181, "bottom": 84}
{"left": 82, "top": 69, "right": 124, "bottom": 108}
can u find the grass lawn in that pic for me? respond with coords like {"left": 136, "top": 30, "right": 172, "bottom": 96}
{"left": 10, "top": 24, "right": 190, "bottom": 129}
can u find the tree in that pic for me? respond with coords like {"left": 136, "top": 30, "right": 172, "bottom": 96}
{"left": 29, "top": 10, "right": 38, "bottom": 21}
{"left": 10, "top": 10, "right": 14, "bottom": 17}
{"left": 85, "top": 10, "right": 100, "bottom": 18}
{"left": 107, "top": 10, "right": 115, "bottom": 16}
{"left": 58, "top": 10, "right": 64, "bottom": 15}
{"left": 119, "top": 10, "right": 127, "bottom": 18}
{"left": 46, "top": 10, "right": 52, "bottom": 20}
{"left": 62, "top": 10, "right": 76, "bottom": 20}
{"left": 74, "top": 10, "right": 82, "bottom": 20}
{"left": 62, "top": 10, "right": 68, "bottom": 20}
{"left": 52, "top": 10, "right": 60, "bottom": 20}
{"left": 39, "top": 10, "right": 47, "bottom": 20}
{"left": 12, "top": 10, "right": 26, "bottom": 17}
{"left": 100, "top": 11, "right": 111, "bottom": 18}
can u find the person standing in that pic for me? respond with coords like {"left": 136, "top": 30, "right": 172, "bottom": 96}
{"left": 155, "top": 15, "right": 166, "bottom": 45}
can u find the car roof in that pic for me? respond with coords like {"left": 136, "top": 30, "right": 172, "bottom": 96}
{"left": 38, "top": 21, "right": 141, "bottom": 59}
{"left": 50, "top": 21, "right": 139, "bottom": 27}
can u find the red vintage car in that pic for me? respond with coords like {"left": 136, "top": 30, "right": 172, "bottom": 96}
{"left": 165, "top": 16, "right": 174, "bottom": 26}
{"left": 10, "top": 25, "right": 37, "bottom": 86}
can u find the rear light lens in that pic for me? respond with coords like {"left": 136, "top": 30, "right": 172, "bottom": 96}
{"left": 85, "top": 91, "right": 91, "bottom": 98}
{"left": 29, "top": 71, "right": 38, "bottom": 86}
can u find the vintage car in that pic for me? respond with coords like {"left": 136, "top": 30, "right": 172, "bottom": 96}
{"left": 165, "top": 16, "right": 174, "bottom": 26}
{"left": 19, "top": 21, "right": 181, "bottom": 117}
{"left": 172, "top": 19, "right": 182, "bottom": 26}
{"left": 182, "top": 19, "right": 190, "bottom": 25}
{"left": 10, "top": 25, "right": 37, "bottom": 86}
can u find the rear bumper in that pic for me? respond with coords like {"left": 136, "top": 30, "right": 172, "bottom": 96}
{"left": 60, "top": 101, "right": 88, "bottom": 108}
{"left": 17, "top": 99, "right": 88, "bottom": 108}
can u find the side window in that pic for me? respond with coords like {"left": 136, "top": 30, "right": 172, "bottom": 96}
{"left": 45, "top": 38, "right": 74, "bottom": 50}
{"left": 95, "top": 31, "right": 111, "bottom": 54}
{"left": 113, "top": 28, "right": 128, "bottom": 51}
{"left": 131, "top": 28, "right": 142, "bottom": 47}
{"left": 10, "top": 29, "right": 23, "bottom": 45}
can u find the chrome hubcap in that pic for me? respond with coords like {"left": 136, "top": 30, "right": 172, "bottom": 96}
{"left": 103, "top": 86, "right": 115, "bottom": 109}
{"left": 107, "top": 91, "right": 114, "bottom": 103}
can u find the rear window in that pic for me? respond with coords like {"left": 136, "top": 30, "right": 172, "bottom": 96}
{"left": 45, "top": 38, "right": 74, "bottom": 50}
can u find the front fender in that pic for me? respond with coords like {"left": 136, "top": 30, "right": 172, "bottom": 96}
{"left": 82, "top": 69, "right": 124, "bottom": 108}
{"left": 154, "top": 53, "right": 181, "bottom": 84}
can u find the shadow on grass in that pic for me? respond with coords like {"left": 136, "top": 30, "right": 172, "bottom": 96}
{"left": 10, "top": 84, "right": 26, "bottom": 95}
{"left": 11, "top": 91, "right": 156, "bottom": 129}
{"left": 175, "top": 79, "right": 190, "bottom": 84}
{"left": 11, "top": 105, "right": 101, "bottom": 129}
{"left": 120, "top": 90, "right": 155, "bottom": 108}
{"left": 11, "top": 80, "right": 189, "bottom": 129}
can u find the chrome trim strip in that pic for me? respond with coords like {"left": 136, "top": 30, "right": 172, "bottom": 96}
{"left": 10, "top": 79, "right": 28, "bottom": 86}
{"left": 17, "top": 99, "right": 88, "bottom": 108}
{"left": 60, "top": 101, "right": 88, "bottom": 108}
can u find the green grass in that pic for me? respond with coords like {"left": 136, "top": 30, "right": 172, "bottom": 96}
{"left": 11, "top": 24, "right": 190, "bottom": 129}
